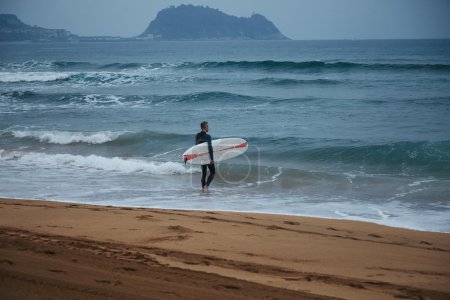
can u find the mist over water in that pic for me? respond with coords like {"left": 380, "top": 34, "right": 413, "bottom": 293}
{"left": 1, "top": 40, "right": 449, "bottom": 231}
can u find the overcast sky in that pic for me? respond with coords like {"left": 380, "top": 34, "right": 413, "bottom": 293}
{"left": 1, "top": 0, "right": 449, "bottom": 39}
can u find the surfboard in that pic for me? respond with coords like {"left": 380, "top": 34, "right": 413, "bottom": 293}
{"left": 182, "top": 138, "right": 248, "bottom": 165}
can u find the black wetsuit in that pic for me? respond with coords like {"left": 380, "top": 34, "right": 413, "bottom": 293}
{"left": 195, "top": 131, "right": 215, "bottom": 188}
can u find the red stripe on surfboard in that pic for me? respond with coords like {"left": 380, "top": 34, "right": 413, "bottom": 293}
{"left": 183, "top": 152, "right": 209, "bottom": 161}
{"left": 183, "top": 142, "right": 248, "bottom": 162}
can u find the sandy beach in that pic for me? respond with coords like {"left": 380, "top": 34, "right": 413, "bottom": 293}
{"left": 0, "top": 198, "right": 449, "bottom": 299}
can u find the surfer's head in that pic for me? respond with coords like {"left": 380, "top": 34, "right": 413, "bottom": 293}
{"left": 201, "top": 121, "right": 209, "bottom": 132}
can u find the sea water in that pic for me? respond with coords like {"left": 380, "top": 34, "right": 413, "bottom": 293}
{"left": 0, "top": 40, "right": 449, "bottom": 231}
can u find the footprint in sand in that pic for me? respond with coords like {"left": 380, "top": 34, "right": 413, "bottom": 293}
{"left": 420, "top": 240, "right": 432, "bottom": 245}
{"left": 167, "top": 225, "right": 194, "bottom": 234}
{"left": 216, "top": 284, "right": 241, "bottom": 290}
{"left": 95, "top": 279, "right": 111, "bottom": 284}
{"left": 95, "top": 279, "right": 122, "bottom": 286}
{"left": 266, "top": 225, "right": 284, "bottom": 230}
{"left": 48, "top": 269, "right": 67, "bottom": 274}
{"left": 42, "top": 250, "right": 56, "bottom": 255}
{"left": 284, "top": 221, "right": 300, "bottom": 226}
{"left": 0, "top": 259, "right": 14, "bottom": 265}
{"left": 136, "top": 214, "right": 154, "bottom": 221}
{"left": 146, "top": 234, "right": 191, "bottom": 243}
{"left": 368, "top": 233, "right": 382, "bottom": 238}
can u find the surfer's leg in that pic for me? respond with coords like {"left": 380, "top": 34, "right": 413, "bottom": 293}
{"left": 201, "top": 164, "right": 207, "bottom": 187}
{"left": 206, "top": 163, "right": 215, "bottom": 186}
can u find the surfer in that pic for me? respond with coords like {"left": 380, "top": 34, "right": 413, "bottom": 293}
{"left": 196, "top": 121, "right": 215, "bottom": 192}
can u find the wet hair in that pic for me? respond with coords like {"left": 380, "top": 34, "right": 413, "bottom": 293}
{"left": 200, "top": 121, "right": 208, "bottom": 129}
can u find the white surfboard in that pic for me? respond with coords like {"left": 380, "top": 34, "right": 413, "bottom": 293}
{"left": 182, "top": 138, "right": 248, "bottom": 165}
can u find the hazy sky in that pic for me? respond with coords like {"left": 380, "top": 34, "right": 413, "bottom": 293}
{"left": 1, "top": 0, "right": 449, "bottom": 39}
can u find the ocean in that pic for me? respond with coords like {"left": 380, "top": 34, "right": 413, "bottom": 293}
{"left": 0, "top": 39, "right": 449, "bottom": 232}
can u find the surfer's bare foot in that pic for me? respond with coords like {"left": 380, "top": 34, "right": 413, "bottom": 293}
{"left": 202, "top": 186, "right": 208, "bottom": 193}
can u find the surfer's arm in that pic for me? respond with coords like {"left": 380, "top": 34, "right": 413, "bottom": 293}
{"left": 206, "top": 134, "right": 214, "bottom": 161}
{"left": 195, "top": 133, "right": 199, "bottom": 145}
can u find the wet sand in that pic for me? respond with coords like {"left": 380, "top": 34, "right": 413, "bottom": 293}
{"left": 0, "top": 198, "right": 449, "bottom": 299}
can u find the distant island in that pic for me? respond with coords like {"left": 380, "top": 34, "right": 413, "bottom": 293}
{"left": 0, "top": 5, "right": 289, "bottom": 42}
{"left": 0, "top": 14, "right": 77, "bottom": 42}
{"left": 139, "top": 5, "right": 289, "bottom": 40}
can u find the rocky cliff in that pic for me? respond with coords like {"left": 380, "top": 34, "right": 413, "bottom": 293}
{"left": 0, "top": 14, "right": 76, "bottom": 42}
{"left": 139, "top": 5, "right": 288, "bottom": 40}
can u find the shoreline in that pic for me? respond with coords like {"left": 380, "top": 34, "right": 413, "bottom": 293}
{"left": 2, "top": 196, "right": 447, "bottom": 233}
{"left": 1, "top": 197, "right": 449, "bottom": 299}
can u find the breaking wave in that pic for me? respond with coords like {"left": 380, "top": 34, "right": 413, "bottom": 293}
{"left": 2, "top": 60, "right": 449, "bottom": 73}
{"left": 251, "top": 77, "right": 341, "bottom": 86}
{"left": 0, "top": 149, "right": 192, "bottom": 175}
{"left": 9, "top": 130, "right": 124, "bottom": 145}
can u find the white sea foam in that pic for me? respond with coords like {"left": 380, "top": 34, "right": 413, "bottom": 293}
{"left": 151, "top": 147, "right": 185, "bottom": 158}
{"left": 370, "top": 207, "right": 390, "bottom": 220}
{"left": 0, "top": 60, "right": 53, "bottom": 71}
{"left": 0, "top": 68, "right": 188, "bottom": 86}
{"left": 81, "top": 94, "right": 125, "bottom": 105}
{"left": 0, "top": 72, "right": 73, "bottom": 82}
{"left": 389, "top": 188, "right": 425, "bottom": 201}
{"left": 0, "top": 149, "right": 192, "bottom": 175}
{"left": 334, "top": 210, "right": 349, "bottom": 217}
{"left": 11, "top": 129, "right": 123, "bottom": 145}
{"left": 256, "top": 167, "right": 283, "bottom": 185}
{"left": 0, "top": 71, "right": 143, "bottom": 85}
{"left": 408, "top": 178, "right": 436, "bottom": 187}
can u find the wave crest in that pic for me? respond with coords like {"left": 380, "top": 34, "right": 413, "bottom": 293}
{"left": 258, "top": 138, "right": 450, "bottom": 174}
{"left": 252, "top": 77, "right": 341, "bottom": 86}
{"left": 189, "top": 60, "right": 450, "bottom": 72}
{"left": 10, "top": 130, "right": 124, "bottom": 144}
{"left": 0, "top": 72, "right": 74, "bottom": 83}
{"left": 3, "top": 128, "right": 192, "bottom": 147}
{"left": 2, "top": 60, "right": 449, "bottom": 73}
{"left": 0, "top": 150, "right": 192, "bottom": 175}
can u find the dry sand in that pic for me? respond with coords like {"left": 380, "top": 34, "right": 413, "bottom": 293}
{"left": 0, "top": 198, "right": 449, "bottom": 299}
